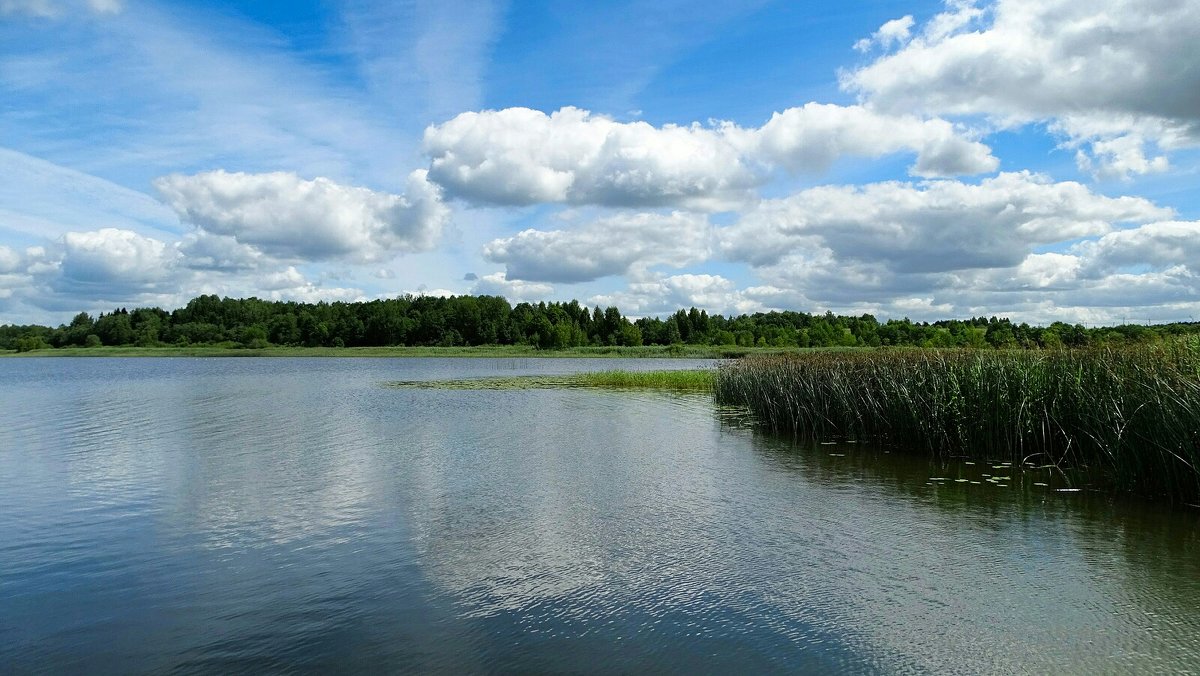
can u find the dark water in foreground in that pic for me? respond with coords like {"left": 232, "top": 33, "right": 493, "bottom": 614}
{"left": 1, "top": 358, "right": 1198, "bottom": 674}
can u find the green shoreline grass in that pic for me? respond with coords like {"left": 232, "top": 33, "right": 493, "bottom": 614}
{"left": 385, "top": 369, "right": 715, "bottom": 392}
{"left": 1, "top": 344, "right": 784, "bottom": 359}
{"left": 715, "top": 340, "right": 1200, "bottom": 503}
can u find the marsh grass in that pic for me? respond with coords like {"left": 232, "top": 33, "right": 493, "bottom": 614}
{"left": 386, "top": 369, "right": 715, "bottom": 392}
{"left": 715, "top": 339, "right": 1200, "bottom": 502}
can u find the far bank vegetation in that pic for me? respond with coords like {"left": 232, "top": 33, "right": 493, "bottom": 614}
{"left": 5, "top": 293, "right": 1199, "bottom": 353}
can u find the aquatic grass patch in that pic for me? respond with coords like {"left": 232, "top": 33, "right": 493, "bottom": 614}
{"left": 714, "top": 339, "right": 1200, "bottom": 502}
{"left": 571, "top": 369, "right": 714, "bottom": 390}
{"left": 386, "top": 369, "right": 714, "bottom": 392}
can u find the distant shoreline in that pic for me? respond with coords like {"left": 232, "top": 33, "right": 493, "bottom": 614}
{"left": 0, "top": 344, "right": 778, "bottom": 359}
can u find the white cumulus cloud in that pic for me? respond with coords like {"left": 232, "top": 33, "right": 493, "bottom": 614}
{"left": 154, "top": 170, "right": 450, "bottom": 264}
{"left": 853, "top": 15, "right": 915, "bottom": 52}
{"left": 423, "top": 105, "right": 997, "bottom": 210}
{"left": 844, "top": 0, "right": 1200, "bottom": 177}
{"left": 744, "top": 103, "right": 997, "bottom": 178}
{"left": 55, "top": 228, "right": 179, "bottom": 295}
{"left": 693, "top": 173, "right": 1200, "bottom": 323}
{"left": 589, "top": 274, "right": 762, "bottom": 317}
{"left": 719, "top": 172, "right": 1171, "bottom": 271}
{"left": 482, "top": 211, "right": 711, "bottom": 283}
{"left": 470, "top": 272, "right": 554, "bottom": 302}
{"left": 423, "top": 107, "right": 759, "bottom": 210}
{"left": 0, "top": 245, "right": 21, "bottom": 274}
{"left": 1072, "top": 221, "right": 1200, "bottom": 277}
{"left": 253, "top": 266, "right": 364, "bottom": 303}
{"left": 177, "top": 231, "right": 266, "bottom": 272}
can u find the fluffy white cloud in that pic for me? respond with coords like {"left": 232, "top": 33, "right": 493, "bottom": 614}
{"left": 0, "top": 226, "right": 380, "bottom": 321}
{"left": 423, "top": 105, "right": 996, "bottom": 209}
{"left": 719, "top": 172, "right": 1171, "bottom": 271}
{"left": 252, "top": 266, "right": 364, "bottom": 303}
{"left": 1004, "top": 252, "right": 1082, "bottom": 290}
{"left": 470, "top": 272, "right": 554, "bottom": 302}
{"left": 744, "top": 103, "right": 996, "bottom": 178}
{"left": 482, "top": 211, "right": 711, "bottom": 283}
{"left": 0, "top": 229, "right": 190, "bottom": 318}
{"left": 678, "top": 174, "right": 1200, "bottom": 324}
{"left": 1075, "top": 133, "right": 1171, "bottom": 179}
{"left": 844, "top": 0, "right": 1200, "bottom": 177}
{"left": 0, "top": 246, "right": 30, "bottom": 306}
{"left": 589, "top": 274, "right": 762, "bottom": 317}
{"left": 0, "top": 245, "right": 20, "bottom": 274}
{"left": 258, "top": 266, "right": 308, "bottom": 292}
{"left": 424, "top": 107, "right": 759, "bottom": 210}
{"left": 944, "top": 252, "right": 1200, "bottom": 320}
{"left": 1072, "top": 221, "right": 1200, "bottom": 276}
{"left": 853, "top": 15, "right": 915, "bottom": 52}
{"left": 154, "top": 169, "right": 450, "bottom": 263}
{"left": 177, "top": 231, "right": 265, "bottom": 272}
{"left": 737, "top": 234, "right": 1200, "bottom": 324}
{"left": 55, "top": 228, "right": 179, "bottom": 295}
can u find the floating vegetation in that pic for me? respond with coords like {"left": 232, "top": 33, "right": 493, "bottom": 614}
{"left": 385, "top": 369, "right": 714, "bottom": 392}
{"left": 715, "top": 340, "right": 1200, "bottom": 502}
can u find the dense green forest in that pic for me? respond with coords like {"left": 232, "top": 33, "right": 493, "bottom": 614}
{"left": 3, "top": 293, "right": 1199, "bottom": 352}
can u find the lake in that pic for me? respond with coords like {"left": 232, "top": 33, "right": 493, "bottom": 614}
{"left": 2, "top": 357, "right": 1198, "bottom": 674}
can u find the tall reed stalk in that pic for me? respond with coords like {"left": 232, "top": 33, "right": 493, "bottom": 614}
{"left": 715, "top": 339, "right": 1200, "bottom": 502}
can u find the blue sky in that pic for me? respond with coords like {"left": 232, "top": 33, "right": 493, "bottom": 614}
{"left": 2, "top": 0, "right": 1199, "bottom": 325}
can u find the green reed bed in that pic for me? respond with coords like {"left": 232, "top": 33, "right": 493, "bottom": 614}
{"left": 386, "top": 369, "right": 714, "bottom": 392}
{"left": 572, "top": 369, "right": 714, "bottom": 391}
{"left": 715, "top": 340, "right": 1200, "bottom": 502}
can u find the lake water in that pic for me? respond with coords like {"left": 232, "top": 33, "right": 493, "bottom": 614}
{"left": 2, "top": 357, "right": 1198, "bottom": 674}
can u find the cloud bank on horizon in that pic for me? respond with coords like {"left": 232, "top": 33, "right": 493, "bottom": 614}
{"left": 1, "top": 0, "right": 1199, "bottom": 326}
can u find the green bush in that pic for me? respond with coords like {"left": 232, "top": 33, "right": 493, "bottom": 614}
{"left": 14, "top": 336, "right": 49, "bottom": 352}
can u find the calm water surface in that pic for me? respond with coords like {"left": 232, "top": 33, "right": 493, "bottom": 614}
{"left": 1, "top": 357, "right": 1198, "bottom": 674}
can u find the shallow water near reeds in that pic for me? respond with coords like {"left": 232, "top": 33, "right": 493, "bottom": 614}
{"left": 2, "top": 357, "right": 1198, "bottom": 674}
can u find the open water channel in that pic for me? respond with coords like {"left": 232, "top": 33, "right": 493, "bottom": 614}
{"left": 1, "top": 357, "right": 1198, "bottom": 673}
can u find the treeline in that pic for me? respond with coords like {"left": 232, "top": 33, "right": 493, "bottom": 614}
{"left": 3, "top": 293, "right": 1200, "bottom": 352}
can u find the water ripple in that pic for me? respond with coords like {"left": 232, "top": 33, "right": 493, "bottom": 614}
{"left": 1, "top": 358, "right": 1197, "bottom": 674}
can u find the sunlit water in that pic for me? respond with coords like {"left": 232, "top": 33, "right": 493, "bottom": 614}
{"left": 1, "top": 357, "right": 1198, "bottom": 674}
